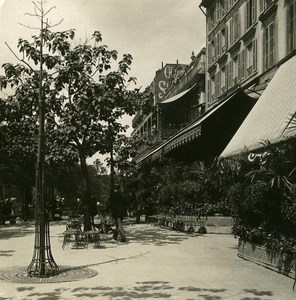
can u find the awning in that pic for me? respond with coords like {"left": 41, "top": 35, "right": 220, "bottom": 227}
{"left": 159, "top": 84, "right": 196, "bottom": 104}
{"left": 136, "top": 89, "right": 248, "bottom": 164}
{"left": 221, "top": 55, "right": 296, "bottom": 158}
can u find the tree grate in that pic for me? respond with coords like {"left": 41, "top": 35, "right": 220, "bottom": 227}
{"left": 0, "top": 265, "right": 98, "bottom": 284}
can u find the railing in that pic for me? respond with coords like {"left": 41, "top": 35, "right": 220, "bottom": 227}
{"left": 148, "top": 215, "right": 207, "bottom": 233}
{"left": 160, "top": 129, "right": 180, "bottom": 140}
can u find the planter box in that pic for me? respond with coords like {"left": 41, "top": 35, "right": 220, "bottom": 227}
{"left": 205, "top": 216, "right": 234, "bottom": 234}
{"left": 238, "top": 239, "right": 296, "bottom": 279}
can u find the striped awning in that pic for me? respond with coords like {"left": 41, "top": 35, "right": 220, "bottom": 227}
{"left": 135, "top": 89, "right": 244, "bottom": 164}
{"left": 221, "top": 56, "right": 296, "bottom": 158}
{"left": 159, "top": 84, "right": 196, "bottom": 105}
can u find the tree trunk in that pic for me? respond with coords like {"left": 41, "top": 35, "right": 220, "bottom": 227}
{"left": 110, "top": 141, "right": 115, "bottom": 194}
{"left": 79, "top": 154, "right": 92, "bottom": 231}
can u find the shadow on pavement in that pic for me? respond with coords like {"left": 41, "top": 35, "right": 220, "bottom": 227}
{"left": 0, "top": 250, "right": 15, "bottom": 256}
{"left": 56, "top": 224, "right": 201, "bottom": 249}
{"left": 126, "top": 225, "right": 202, "bottom": 246}
{"left": 242, "top": 288, "right": 273, "bottom": 296}
{"left": 14, "top": 283, "right": 276, "bottom": 300}
{"left": 0, "top": 225, "right": 34, "bottom": 240}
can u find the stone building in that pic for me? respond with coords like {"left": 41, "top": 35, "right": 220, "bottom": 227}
{"left": 132, "top": 48, "right": 208, "bottom": 164}
{"left": 199, "top": 0, "right": 296, "bottom": 157}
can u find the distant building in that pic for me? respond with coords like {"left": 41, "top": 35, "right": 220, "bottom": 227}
{"left": 132, "top": 48, "right": 207, "bottom": 164}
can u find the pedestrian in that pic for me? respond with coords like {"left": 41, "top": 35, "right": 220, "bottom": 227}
{"left": 109, "top": 184, "right": 127, "bottom": 242}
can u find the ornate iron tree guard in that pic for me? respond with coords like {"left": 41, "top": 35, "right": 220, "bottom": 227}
{"left": 27, "top": 167, "right": 59, "bottom": 277}
{"left": 26, "top": 127, "right": 59, "bottom": 277}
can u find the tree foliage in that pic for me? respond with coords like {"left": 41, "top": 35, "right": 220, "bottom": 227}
{"left": 0, "top": 3, "right": 151, "bottom": 229}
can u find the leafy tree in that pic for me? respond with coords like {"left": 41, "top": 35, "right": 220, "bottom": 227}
{"left": 0, "top": 7, "right": 148, "bottom": 229}
{"left": 93, "top": 158, "right": 107, "bottom": 176}
{"left": 0, "top": 82, "right": 36, "bottom": 218}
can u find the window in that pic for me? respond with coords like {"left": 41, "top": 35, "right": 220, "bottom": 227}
{"left": 232, "top": 55, "right": 239, "bottom": 84}
{"left": 208, "top": 42, "right": 211, "bottom": 65}
{"left": 238, "top": 49, "right": 246, "bottom": 80}
{"left": 233, "top": 11, "right": 240, "bottom": 42}
{"left": 227, "top": 60, "right": 233, "bottom": 88}
{"left": 230, "top": 18, "right": 234, "bottom": 45}
{"left": 208, "top": 75, "right": 216, "bottom": 103}
{"left": 220, "top": 67, "right": 227, "bottom": 93}
{"left": 221, "top": 27, "right": 228, "bottom": 51}
{"left": 215, "top": 71, "right": 221, "bottom": 97}
{"left": 288, "top": 0, "right": 296, "bottom": 53}
{"left": 208, "top": 8, "right": 214, "bottom": 31}
{"left": 217, "top": 0, "right": 222, "bottom": 21}
{"left": 216, "top": 32, "right": 221, "bottom": 57}
{"left": 263, "top": 21, "right": 275, "bottom": 70}
{"left": 208, "top": 39, "right": 216, "bottom": 64}
{"left": 260, "top": 0, "right": 275, "bottom": 13}
{"left": 230, "top": 11, "right": 240, "bottom": 45}
{"left": 246, "top": 0, "right": 257, "bottom": 29}
{"left": 246, "top": 40, "right": 257, "bottom": 75}
{"left": 221, "top": 0, "right": 227, "bottom": 15}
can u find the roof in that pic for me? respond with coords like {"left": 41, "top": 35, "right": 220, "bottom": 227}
{"left": 221, "top": 55, "right": 296, "bottom": 158}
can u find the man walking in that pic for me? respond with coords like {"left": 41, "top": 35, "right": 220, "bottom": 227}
{"left": 109, "top": 184, "right": 127, "bottom": 242}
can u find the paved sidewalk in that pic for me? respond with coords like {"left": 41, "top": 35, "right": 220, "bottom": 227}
{"left": 0, "top": 222, "right": 295, "bottom": 299}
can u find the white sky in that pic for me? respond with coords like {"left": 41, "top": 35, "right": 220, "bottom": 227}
{"left": 0, "top": 0, "right": 206, "bottom": 164}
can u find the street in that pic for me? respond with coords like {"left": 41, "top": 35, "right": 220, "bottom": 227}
{"left": 0, "top": 221, "right": 295, "bottom": 299}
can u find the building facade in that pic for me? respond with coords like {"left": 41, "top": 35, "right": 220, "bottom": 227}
{"left": 132, "top": 48, "right": 207, "bottom": 163}
{"left": 200, "top": 0, "right": 296, "bottom": 107}
{"left": 199, "top": 0, "right": 296, "bottom": 157}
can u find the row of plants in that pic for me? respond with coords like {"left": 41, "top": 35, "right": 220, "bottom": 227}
{"left": 221, "top": 140, "right": 296, "bottom": 253}
{"left": 120, "top": 138, "right": 296, "bottom": 253}
{"left": 120, "top": 158, "right": 230, "bottom": 218}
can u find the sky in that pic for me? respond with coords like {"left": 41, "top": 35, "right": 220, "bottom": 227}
{"left": 0, "top": 0, "right": 206, "bottom": 164}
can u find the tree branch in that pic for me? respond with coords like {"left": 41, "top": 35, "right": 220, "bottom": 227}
{"left": 25, "top": 12, "right": 39, "bottom": 18}
{"left": 44, "top": 6, "right": 55, "bottom": 16}
{"left": 82, "top": 121, "right": 91, "bottom": 145}
{"left": 90, "top": 67, "right": 100, "bottom": 78}
{"left": 5, "top": 42, "right": 35, "bottom": 73}
{"left": 18, "top": 23, "right": 40, "bottom": 30}
{"left": 48, "top": 18, "right": 64, "bottom": 29}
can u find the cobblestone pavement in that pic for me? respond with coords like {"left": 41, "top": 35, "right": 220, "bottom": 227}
{"left": 0, "top": 221, "right": 295, "bottom": 299}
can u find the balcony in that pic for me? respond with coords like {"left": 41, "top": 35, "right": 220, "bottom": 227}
{"left": 259, "top": 0, "right": 278, "bottom": 23}
{"left": 160, "top": 129, "right": 180, "bottom": 141}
